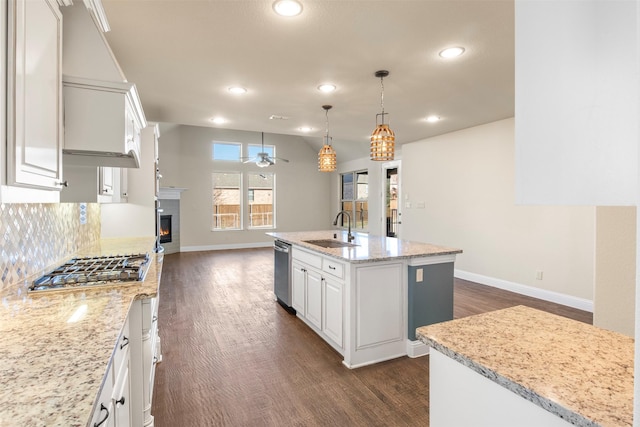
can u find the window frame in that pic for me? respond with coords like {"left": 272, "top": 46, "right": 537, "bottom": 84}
{"left": 340, "top": 169, "right": 369, "bottom": 231}
{"left": 247, "top": 171, "right": 276, "bottom": 230}
{"left": 212, "top": 171, "right": 243, "bottom": 231}
{"left": 212, "top": 141, "right": 242, "bottom": 162}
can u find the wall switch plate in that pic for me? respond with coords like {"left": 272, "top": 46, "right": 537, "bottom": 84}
{"left": 536, "top": 270, "right": 543, "bottom": 280}
{"left": 416, "top": 201, "right": 426, "bottom": 208}
{"left": 416, "top": 268, "right": 423, "bottom": 282}
{"left": 405, "top": 202, "right": 412, "bottom": 209}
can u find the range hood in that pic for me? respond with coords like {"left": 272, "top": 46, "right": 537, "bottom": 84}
{"left": 63, "top": 76, "right": 147, "bottom": 168}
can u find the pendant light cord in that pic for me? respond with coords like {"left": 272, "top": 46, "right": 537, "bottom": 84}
{"left": 322, "top": 105, "right": 333, "bottom": 146}
{"left": 325, "top": 108, "right": 330, "bottom": 146}
{"left": 380, "top": 76, "right": 385, "bottom": 116}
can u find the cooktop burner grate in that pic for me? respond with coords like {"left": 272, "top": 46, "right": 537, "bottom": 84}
{"left": 30, "top": 253, "right": 150, "bottom": 292}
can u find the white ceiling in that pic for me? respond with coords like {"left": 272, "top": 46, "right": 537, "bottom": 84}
{"left": 101, "top": 0, "right": 514, "bottom": 161}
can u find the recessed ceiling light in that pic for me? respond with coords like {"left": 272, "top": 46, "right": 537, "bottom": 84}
{"left": 210, "top": 117, "right": 227, "bottom": 124}
{"left": 299, "top": 126, "right": 313, "bottom": 132}
{"left": 228, "top": 86, "right": 247, "bottom": 94}
{"left": 439, "top": 47, "right": 465, "bottom": 59}
{"left": 317, "top": 84, "right": 336, "bottom": 93}
{"left": 425, "top": 115, "right": 441, "bottom": 123}
{"left": 272, "top": 0, "right": 303, "bottom": 17}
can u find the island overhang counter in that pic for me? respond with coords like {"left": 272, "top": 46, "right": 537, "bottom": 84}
{"left": 416, "top": 305, "right": 633, "bottom": 427}
{"left": 267, "top": 230, "right": 462, "bottom": 368}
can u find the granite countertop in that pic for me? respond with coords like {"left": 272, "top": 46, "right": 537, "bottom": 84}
{"left": 267, "top": 230, "right": 462, "bottom": 263}
{"left": 416, "top": 305, "right": 633, "bottom": 427}
{"left": 0, "top": 237, "right": 161, "bottom": 427}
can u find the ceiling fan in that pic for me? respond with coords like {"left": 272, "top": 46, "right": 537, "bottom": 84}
{"left": 242, "top": 132, "right": 289, "bottom": 167}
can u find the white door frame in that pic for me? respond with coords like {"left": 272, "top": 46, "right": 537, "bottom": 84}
{"left": 380, "top": 160, "right": 401, "bottom": 238}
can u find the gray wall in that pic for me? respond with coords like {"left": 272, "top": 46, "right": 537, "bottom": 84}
{"left": 157, "top": 124, "right": 332, "bottom": 250}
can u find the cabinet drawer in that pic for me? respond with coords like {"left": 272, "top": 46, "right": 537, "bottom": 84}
{"left": 323, "top": 259, "right": 345, "bottom": 279}
{"left": 292, "top": 247, "right": 322, "bottom": 269}
{"left": 113, "top": 315, "right": 130, "bottom": 379}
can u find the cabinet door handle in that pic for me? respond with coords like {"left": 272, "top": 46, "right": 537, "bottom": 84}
{"left": 115, "top": 396, "right": 125, "bottom": 406}
{"left": 93, "top": 403, "right": 109, "bottom": 427}
{"left": 120, "top": 336, "right": 129, "bottom": 349}
{"left": 56, "top": 180, "right": 68, "bottom": 187}
{"left": 328, "top": 265, "right": 336, "bottom": 270}
{"left": 152, "top": 315, "right": 158, "bottom": 323}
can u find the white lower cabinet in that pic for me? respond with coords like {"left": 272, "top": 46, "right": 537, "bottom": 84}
{"left": 291, "top": 248, "right": 344, "bottom": 351}
{"left": 305, "top": 269, "right": 322, "bottom": 329}
{"left": 322, "top": 277, "right": 343, "bottom": 347}
{"left": 90, "top": 295, "right": 161, "bottom": 427}
{"left": 129, "top": 296, "right": 161, "bottom": 427}
{"left": 90, "top": 364, "right": 114, "bottom": 427}
{"left": 113, "top": 362, "right": 131, "bottom": 427}
{"left": 90, "top": 316, "right": 130, "bottom": 427}
{"left": 291, "top": 262, "right": 306, "bottom": 314}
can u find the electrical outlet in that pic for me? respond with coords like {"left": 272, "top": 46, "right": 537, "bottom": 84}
{"left": 536, "top": 271, "right": 543, "bottom": 280}
{"left": 416, "top": 268, "right": 423, "bottom": 282}
{"left": 79, "top": 203, "right": 87, "bottom": 225}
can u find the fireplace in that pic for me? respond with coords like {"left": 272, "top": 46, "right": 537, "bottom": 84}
{"left": 160, "top": 215, "right": 172, "bottom": 243}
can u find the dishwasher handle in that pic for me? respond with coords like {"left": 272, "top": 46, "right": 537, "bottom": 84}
{"left": 274, "top": 242, "right": 290, "bottom": 253}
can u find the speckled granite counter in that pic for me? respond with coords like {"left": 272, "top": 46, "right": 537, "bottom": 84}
{"left": 416, "top": 306, "right": 633, "bottom": 427}
{"left": 0, "top": 237, "right": 161, "bottom": 427}
{"left": 267, "top": 230, "right": 462, "bottom": 263}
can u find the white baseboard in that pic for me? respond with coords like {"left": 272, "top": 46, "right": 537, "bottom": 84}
{"left": 406, "top": 339, "right": 429, "bottom": 358}
{"left": 180, "top": 242, "right": 273, "bottom": 252}
{"left": 455, "top": 269, "right": 593, "bottom": 313}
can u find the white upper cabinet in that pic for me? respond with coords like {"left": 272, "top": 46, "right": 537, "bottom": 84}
{"left": 515, "top": 0, "right": 639, "bottom": 205}
{"left": 5, "top": 0, "right": 64, "bottom": 194}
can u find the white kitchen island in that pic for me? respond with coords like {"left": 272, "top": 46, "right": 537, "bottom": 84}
{"left": 268, "top": 230, "right": 462, "bottom": 368}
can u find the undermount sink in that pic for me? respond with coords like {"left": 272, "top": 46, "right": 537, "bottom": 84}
{"left": 303, "top": 239, "right": 359, "bottom": 249}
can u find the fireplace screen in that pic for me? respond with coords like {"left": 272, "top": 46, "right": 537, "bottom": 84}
{"left": 160, "top": 215, "right": 172, "bottom": 243}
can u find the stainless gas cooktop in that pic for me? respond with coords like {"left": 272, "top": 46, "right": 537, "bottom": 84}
{"left": 30, "top": 253, "right": 150, "bottom": 292}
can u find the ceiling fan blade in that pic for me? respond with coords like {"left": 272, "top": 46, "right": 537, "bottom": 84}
{"left": 243, "top": 157, "right": 259, "bottom": 164}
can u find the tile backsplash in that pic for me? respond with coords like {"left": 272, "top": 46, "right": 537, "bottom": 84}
{"left": 0, "top": 203, "right": 100, "bottom": 291}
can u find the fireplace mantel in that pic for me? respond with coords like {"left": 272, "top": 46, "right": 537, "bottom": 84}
{"left": 158, "top": 187, "right": 188, "bottom": 200}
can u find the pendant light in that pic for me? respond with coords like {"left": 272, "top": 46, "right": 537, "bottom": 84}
{"left": 318, "top": 105, "right": 337, "bottom": 172}
{"left": 370, "top": 70, "right": 395, "bottom": 161}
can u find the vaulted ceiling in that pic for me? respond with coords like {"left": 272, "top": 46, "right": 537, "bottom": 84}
{"left": 102, "top": 0, "right": 514, "bottom": 161}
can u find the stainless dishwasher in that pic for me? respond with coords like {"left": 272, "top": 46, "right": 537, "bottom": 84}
{"left": 274, "top": 240, "right": 295, "bottom": 314}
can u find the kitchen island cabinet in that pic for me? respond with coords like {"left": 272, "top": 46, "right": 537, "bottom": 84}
{"left": 269, "top": 230, "right": 461, "bottom": 368}
{"left": 0, "top": 237, "right": 162, "bottom": 427}
{"left": 417, "top": 306, "right": 633, "bottom": 427}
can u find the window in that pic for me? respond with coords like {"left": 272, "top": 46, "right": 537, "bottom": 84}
{"left": 248, "top": 172, "right": 274, "bottom": 228}
{"left": 212, "top": 172, "right": 242, "bottom": 230}
{"left": 247, "top": 144, "right": 275, "bottom": 159}
{"left": 340, "top": 170, "right": 368, "bottom": 230}
{"left": 213, "top": 142, "right": 241, "bottom": 161}
{"left": 212, "top": 171, "right": 277, "bottom": 231}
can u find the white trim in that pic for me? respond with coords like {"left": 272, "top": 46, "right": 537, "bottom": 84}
{"left": 455, "top": 269, "right": 593, "bottom": 313}
{"left": 408, "top": 254, "right": 457, "bottom": 266}
{"left": 82, "top": 0, "right": 110, "bottom": 32}
{"left": 180, "top": 242, "right": 273, "bottom": 252}
{"left": 406, "top": 339, "right": 429, "bottom": 358}
{"left": 158, "top": 187, "right": 188, "bottom": 200}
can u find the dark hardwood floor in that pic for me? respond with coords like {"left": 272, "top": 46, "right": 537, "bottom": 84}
{"left": 151, "top": 248, "right": 592, "bottom": 426}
